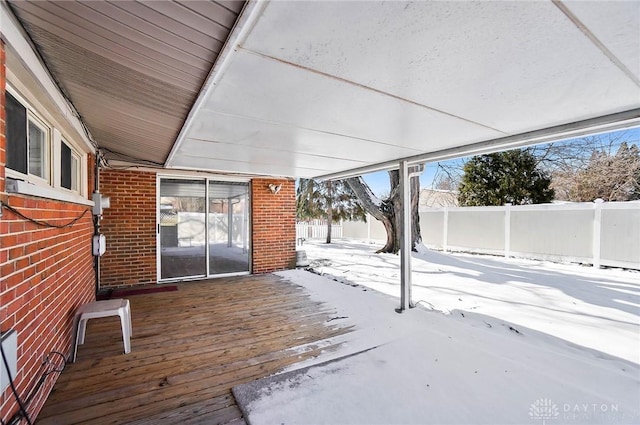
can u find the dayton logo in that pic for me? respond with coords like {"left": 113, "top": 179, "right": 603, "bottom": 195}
{"left": 529, "top": 398, "right": 559, "bottom": 424}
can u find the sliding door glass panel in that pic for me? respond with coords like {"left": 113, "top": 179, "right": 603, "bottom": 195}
{"left": 208, "top": 181, "right": 250, "bottom": 275}
{"left": 160, "top": 179, "right": 206, "bottom": 279}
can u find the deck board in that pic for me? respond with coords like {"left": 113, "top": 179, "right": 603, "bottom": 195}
{"left": 37, "top": 274, "right": 350, "bottom": 424}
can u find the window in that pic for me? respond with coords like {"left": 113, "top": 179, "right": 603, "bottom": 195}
{"left": 6, "top": 92, "right": 27, "bottom": 174}
{"left": 28, "top": 116, "right": 48, "bottom": 179}
{"left": 5, "top": 87, "right": 88, "bottom": 202}
{"left": 6, "top": 91, "right": 50, "bottom": 182}
{"left": 61, "top": 140, "right": 81, "bottom": 192}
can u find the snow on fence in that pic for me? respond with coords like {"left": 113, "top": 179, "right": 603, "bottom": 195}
{"left": 296, "top": 221, "right": 343, "bottom": 242}
{"left": 419, "top": 201, "right": 640, "bottom": 270}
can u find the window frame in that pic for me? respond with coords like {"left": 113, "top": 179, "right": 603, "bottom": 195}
{"left": 6, "top": 90, "right": 28, "bottom": 174}
{"left": 26, "top": 111, "right": 51, "bottom": 184}
{"left": 5, "top": 88, "right": 52, "bottom": 186}
{"left": 5, "top": 85, "right": 89, "bottom": 203}
{"left": 60, "top": 138, "right": 82, "bottom": 194}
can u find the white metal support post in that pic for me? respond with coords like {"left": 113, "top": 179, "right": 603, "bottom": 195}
{"left": 205, "top": 180, "right": 210, "bottom": 276}
{"left": 227, "top": 198, "right": 233, "bottom": 248}
{"left": 398, "top": 160, "right": 412, "bottom": 312}
{"left": 243, "top": 195, "right": 249, "bottom": 253}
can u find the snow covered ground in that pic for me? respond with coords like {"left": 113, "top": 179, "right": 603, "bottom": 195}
{"left": 235, "top": 241, "right": 640, "bottom": 425}
{"left": 303, "top": 240, "right": 640, "bottom": 364}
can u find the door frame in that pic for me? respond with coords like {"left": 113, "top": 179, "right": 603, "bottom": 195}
{"left": 156, "top": 174, "right": 252, "bottom": 283}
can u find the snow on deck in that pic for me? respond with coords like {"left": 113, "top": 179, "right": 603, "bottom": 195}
{"left": 236, "top": 241, "right": 639, "bottom": 425}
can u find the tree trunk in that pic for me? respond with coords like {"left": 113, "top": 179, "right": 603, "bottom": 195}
{"left": 326, "top": 181, "right": 333, "bottom": 244}
{"left": 409, "top": 171, "right": 422, "bottom": 249}
{"left": 346, "top": 168, "right": 422, "bottom": 254}
{"left": 345, "top": 177, "right": 394, "bottom": 252}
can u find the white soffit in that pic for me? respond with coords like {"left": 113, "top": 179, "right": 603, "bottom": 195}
{"left": 0, "top": 2, "right": 94, "bottom": 153}
{"left": 167, "top": 0, "right": 640, "bottom": 178}
{"left": 7, "top": 0, "right": 244, "bottom": 165}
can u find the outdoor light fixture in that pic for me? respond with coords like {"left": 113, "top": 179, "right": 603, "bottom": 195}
{"left": 268, "top": 183, "right": 282, "bottom": 194}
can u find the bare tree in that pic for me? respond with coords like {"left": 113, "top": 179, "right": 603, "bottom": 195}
{"left": 346, "top": 168, "right": 421, "bottom": 254}
{"left": 534, "top": 134, "right": 640, "bottom": 201}
{"left": 428, "top": 160, "right": 466, "bottom": 191}
{"left": 564, "top": 143, "right": 640, "bottom": 201}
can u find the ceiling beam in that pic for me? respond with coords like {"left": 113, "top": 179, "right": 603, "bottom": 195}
{"left": 164, "top": 0, "right": 267, "bottom": 167}
{"left": 315, "top": 108, "right": 640, "bottom": 180}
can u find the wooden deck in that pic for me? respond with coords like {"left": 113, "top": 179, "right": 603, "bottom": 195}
{"left": 37, "top": 274, "right": 351, "bottom": 424}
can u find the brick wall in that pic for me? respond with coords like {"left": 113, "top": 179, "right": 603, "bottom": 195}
{"left": 99, "top": 173, "right": 297, "bottom": 283}
{"left": 1, "top": 39, "right": 96, "bottom": 423}
{"left": 251, "top": 178, "right": 297, "bottom": 273}
{"left": 99, "top": 169, "right": 157, "bottom": 286}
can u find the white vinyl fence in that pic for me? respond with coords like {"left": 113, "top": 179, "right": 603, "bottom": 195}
{"left": 341, "top": 216, "right": 387, "bottom": 242}
{"left": 296, "top": 221, "right": 343, "bottom": 242}
{"left": 419, "top": 201, "right": 640, "bottom": 270}
{"left": 170, "top": 212, "right": 247, "bottom": 248}
{"left": 336, "top": 202, "right": 640, "bottom": 270}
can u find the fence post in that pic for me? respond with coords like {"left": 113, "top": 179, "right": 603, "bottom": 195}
{"left": 504, "top": 204, "right": 511, "bottom": 258}
{"left": 443, "top": 207, "right": 449, "bottom": 252}
{"left": 593, "top": 199, "right": 603, "bottom": 269}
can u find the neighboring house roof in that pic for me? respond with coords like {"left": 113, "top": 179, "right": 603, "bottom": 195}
{"left": 419, "top": 189, "right": 459, "bottom": 208}
{"left": 5, "top": 0, "right": 639, "bottom": 178}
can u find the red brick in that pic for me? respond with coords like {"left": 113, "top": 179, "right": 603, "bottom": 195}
{"left": 251, "top": 179, "right": 296, "bottom": 273}
{"left": 99, "top": 172, "right": 297, "bottom": 284}
{"left": 99, "top": 170, "right": 157, "bottom": 286}
{"left": 0, "top": 68, "right": 95, "bottom": 421}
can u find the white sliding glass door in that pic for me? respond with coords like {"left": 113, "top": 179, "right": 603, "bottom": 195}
{"left": 208, "top": 182, "right": 250, "bottom": 275}
{"left": 159, "top": 178, "right": 250, "bottom": 280}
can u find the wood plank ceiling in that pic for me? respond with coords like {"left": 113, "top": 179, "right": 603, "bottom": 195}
{"left": 7, "top": 0, "right": 245, "bottom": 165}
{"left": 7, "top": 1, "right": 640, "bottom": 178}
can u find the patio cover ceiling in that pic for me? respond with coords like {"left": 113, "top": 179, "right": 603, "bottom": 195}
{"left": 8, "top": 1, "right": 640, "bottom": 179}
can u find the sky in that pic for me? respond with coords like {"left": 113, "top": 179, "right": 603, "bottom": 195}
{"left": 361, "top": 126, "right": 640, "bottom": 197}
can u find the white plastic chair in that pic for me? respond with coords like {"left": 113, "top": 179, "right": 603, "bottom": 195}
{"left": 72, "top": 299, "right": 132, "bottom": 362}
